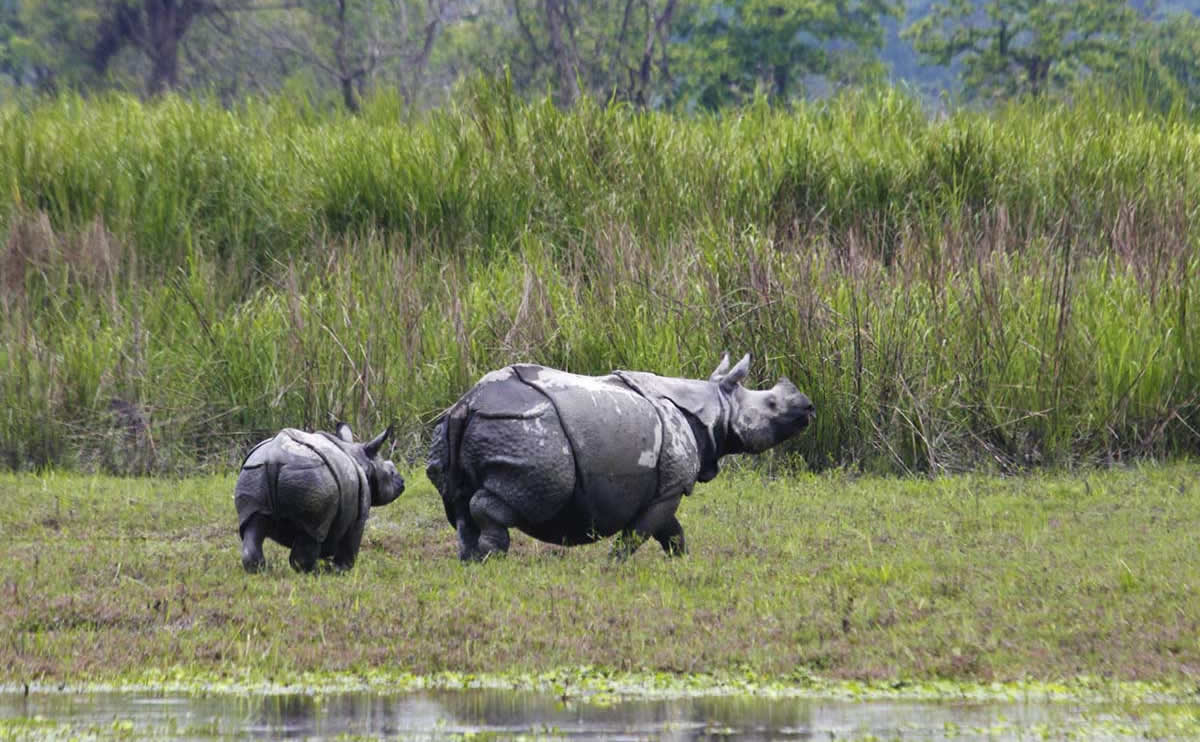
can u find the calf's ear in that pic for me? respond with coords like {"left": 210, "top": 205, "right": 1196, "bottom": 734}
{"left": 363, "top": 424, "right": 393, "bottom": 459}
{"left": 335, "top": 421, "right": 354, "bottom": 442}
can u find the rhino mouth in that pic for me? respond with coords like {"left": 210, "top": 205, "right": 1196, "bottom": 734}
{"left": 776, "top": 407, "right": 815, "bottom": 436}
{"left": 787, "top": 415, "right": 812, "bottom": 434}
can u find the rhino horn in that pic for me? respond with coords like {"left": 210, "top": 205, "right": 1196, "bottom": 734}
{"left": 335, "top": 421, "right": 354, "bottom": 442}
{"left": 719, "top": 353, "right": 751, "bottom": 394}
{"left": 709, "top": 353, "right": 731, "bottom": 381}
{"left": 363, "top": 424, "right": 393, "bottom": 459}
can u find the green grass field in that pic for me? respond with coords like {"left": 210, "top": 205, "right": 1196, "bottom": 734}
{"left": 3, "top": 463, "right": 1198, "bottom": 690}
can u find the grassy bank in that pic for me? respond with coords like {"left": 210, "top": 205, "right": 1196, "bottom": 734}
{"left": 2, "top": 464, "right": 1198, "bottom": 686}
{"left": 1, "top": 87, "right": 1198, "bottom": 473}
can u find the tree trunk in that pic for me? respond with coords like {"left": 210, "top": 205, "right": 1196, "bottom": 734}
{"left": 1027, "top": 56, "right": 1049, "bottom": 97}
{"left": 332, "top": 0, "right": 362, "bottom": 112}
{"left": 92, "top": 5, "right": 140, "bottom": 80}
{"left": 544, "top": 0, "right": 578, "bottom": 106}
{"left": 635, "top": 0, "right": 676, "bottom": 107}
{"left": 404, "top": 3, "right": 444, "bottom": 104}
{"left": 341, "top": 76, "right": 360, "bottom": 112}
{"left": 144, "top": 0, "right": 200, "bottom": 96}
{"left": 609, "top": 0, "right": 637, "bottom": 94}
{"left": 148, "top": 27, "right": 180, "bottom": 95}
{"left": 773, "top": 63, "right": 788, "bottom": 99}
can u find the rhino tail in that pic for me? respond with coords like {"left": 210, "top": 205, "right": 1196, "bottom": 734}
{"left": 437, "top": 398, "right": 473, "bottom": 528}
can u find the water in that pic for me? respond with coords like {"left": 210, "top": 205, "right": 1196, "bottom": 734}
{"left": 0, "top": 688, "right": 1186, "bottom": 739}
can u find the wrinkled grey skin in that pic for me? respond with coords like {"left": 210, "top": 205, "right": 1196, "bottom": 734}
{"left": 235, "top": 423, "right": 405, "bottom": 573}
{"left": 427, "top": 353, "right": 815, "bottom": 561}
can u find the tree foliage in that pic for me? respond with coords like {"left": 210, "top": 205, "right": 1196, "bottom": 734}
{"left": 1118, "top": 9, "right": 1200, "bottom": 113}
{"left": 903, "top": 0, "right": 1141, "bottom": 99}
{"left": 672, "top": 0, "right": 900, "bottom": 109}
{"left": 1, "top": 0, "right": 108, "bottom": 92}
{"left": 0, "top": 0, "right": 258, "bottom": 95}
{"left": 1, "top": 0, "right": 1199, "bottom": 111}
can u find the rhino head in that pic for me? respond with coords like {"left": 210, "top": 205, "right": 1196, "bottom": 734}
{"left": 709, "top": 353, "right": 815, "bottom": 454}
{"left": 614, "top": 352, "right": 815, "bottom": 481}
{"left": 335, "top": 422, "right": 405, "bottom": 506}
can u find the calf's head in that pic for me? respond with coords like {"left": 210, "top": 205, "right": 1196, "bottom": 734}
{"left": 336, "top": 422, "right": 406, "bottom": 506}
{"left": 711, "top": 354, "right": 816, "bottom": 454}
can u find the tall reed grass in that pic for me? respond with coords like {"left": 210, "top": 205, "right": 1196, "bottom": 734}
{"left": 0, "top": 83, "right": 1196, "bottom": 473}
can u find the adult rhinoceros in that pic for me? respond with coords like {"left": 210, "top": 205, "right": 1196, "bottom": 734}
{"left": 235, "top": 423, "right": 405, "bottom": 573}
{"left": 427, "top": 354, "right": 815, "bottom": 561}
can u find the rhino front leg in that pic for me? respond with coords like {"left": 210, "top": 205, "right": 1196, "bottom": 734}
{"left": 611, "top": 497, "right": 684, "bottom": 561}
{"left": 289, "top": 534, "right": 322, "bottom": 573}
{"left": 240, "top": 513, "right": 270, "bottom": 573}
{"left": 469, "top": 490, "right": 515, "bottom": 558}
{"left": 653, "top": 516, "right": 686, "bottom": 557}
{"left": 609, "top": 530, "right": 648, "bottom": 561}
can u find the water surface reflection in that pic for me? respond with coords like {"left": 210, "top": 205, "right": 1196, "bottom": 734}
{"left": 0, "top": 687, "right": 1179, "bottom": 739}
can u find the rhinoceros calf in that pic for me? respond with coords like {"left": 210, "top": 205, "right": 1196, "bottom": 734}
{"left": 235, "top": 423, "right": 405, "bottom": 573}
{"left": 427, "top": 353, "right": 815, "bottom": 561}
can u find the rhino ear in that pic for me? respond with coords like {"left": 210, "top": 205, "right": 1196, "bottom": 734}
{"left": 719, "top": 353, "right": 751, "bottom": 393}
{"left": 363, "top": 424, "right": 393, "bottom": 459}
{"left": 709, "top": 352, "right": 731, "bottom": 382}
{"left": 335, "top": 421, "right": 354, "bottom": 442}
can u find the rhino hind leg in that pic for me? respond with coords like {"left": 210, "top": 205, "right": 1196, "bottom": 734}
{"left": 289, "top": 533, "right": 322, "bottom": 573}
{"left": 456, "top": 516, "right": 482, "bottom": 562}
{"left": 240, "top": 513, "right": 270, "bottom": 572}
{"left": 469, "top": 489, "right": 517, "bottom": 559}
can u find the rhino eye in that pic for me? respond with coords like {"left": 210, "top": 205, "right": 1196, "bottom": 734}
{"left": 767, "top": 397, "right": 778, "bottom": 411}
